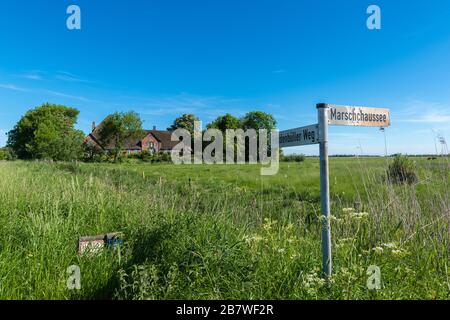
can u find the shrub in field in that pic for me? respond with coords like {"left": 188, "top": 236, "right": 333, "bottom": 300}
{"left": 0, "top": 147, "right": 15, "bottom": 160}
{"left": 126, "top": 151, "right": 172, "bottom": 163}
{"left": 0, "top": 149, "right": 6, "bottom": 160}
{"left": 83, "top": 140, "right": 105, "bottom": 162}
{"left": 387, "top": 155, "right": 418, "bottom": 184}
{"left": 281, "top": 154, "right": 306, "bottom": 162}
{"left": 150, "top": 152, "right": 172, "bottom": 163}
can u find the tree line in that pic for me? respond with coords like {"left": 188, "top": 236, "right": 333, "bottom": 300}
{"left": 1, "top": 103, "right": 277, "bottom": 162}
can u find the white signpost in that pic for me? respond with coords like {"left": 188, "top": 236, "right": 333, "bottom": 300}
{"left": 279, "top": 124, "right": 320, "bottom": 148}
{"left": 280, "top": 103, "right": 391, "bottom": 277}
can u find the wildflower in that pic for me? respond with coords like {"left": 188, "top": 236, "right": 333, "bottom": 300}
{"left": 391, "top": 249, "right": 409, "bottom": 257}
{"left": 349, "top": 212, "right": 369, "bottom": 220}
{"left": 262, "top": 218, "right": 277, "bottom": 231}
{"left": 303, "top": 271, "right": 326, "bottom": 295}
{"left": 343, "top": 208, "right": 355, "bottom": 213}
{"left": 243, "top": 234, "right": 263, "bottom": 244}
{"left": 319, "top": 215, "right": 339, "bottom": 223}
{"left": 382, "top": 242, "right": 397, "bottom": 249}
{"left": 287, "top": 238, "right": 296, "bottom": 244}
{"left": 336, "top": 237, "right": 354, "bottom": 248}
{"left": 277, "top": 248, "right": 286, "bottom": 254}
{"left": 372, "top": 247, "right": 384, "bottom": 254}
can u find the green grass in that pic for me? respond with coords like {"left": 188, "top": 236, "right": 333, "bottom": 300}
{"left": 0, "top": 157, "right": 449, "bottom": 299}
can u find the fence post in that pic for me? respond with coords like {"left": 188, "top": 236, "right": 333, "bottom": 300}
{"left": 317, "top": 103, "right": 332, "bottom": 277}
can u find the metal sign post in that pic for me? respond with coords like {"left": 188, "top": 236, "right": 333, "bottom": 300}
{"left": 317, "top": 103, "right": 332, "bottom": 277}
{"left": 278, "top": 103, "right": 390, "bottom": 278}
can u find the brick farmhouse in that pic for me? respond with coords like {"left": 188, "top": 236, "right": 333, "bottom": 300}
{"left": 84, "top": 120, "right": 180, "bottom": 155}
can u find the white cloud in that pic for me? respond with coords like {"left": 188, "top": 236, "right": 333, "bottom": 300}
{"left": 401, "top": 112, "right": 450, "bottom": 123}
{"left": 17, "top": 70, "right": 92, "bottom": 83}
{"left": 0, "top": 83, "right": 31, "bottom": 92}
{"left": 22, "top": 74, "right": 43, "bottom": 81}
{"left": 0, "top": 82, "right": 93, "bottom": 102}
{"left": 43, "top": 90, "right": 90, "bottom": 102}
{"left": 395, "top": 99, "right": 450, "bottom": 124}
{"left": 329, "top": 133, "right": 375, "bottom": 140}
{"left": 136, "top": 94, "right": 246, "bottom": 118}
{"left": 54, "top": 71, "right": 91, "bottom": 83}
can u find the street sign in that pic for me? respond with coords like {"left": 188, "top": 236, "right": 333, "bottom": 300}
{"left": 279, "top": 103, "right": 391, "bottom": 278}
{"left": 328, "top": 105, "right": 390, "bottom": 127}
{"left": 279, "top": 124, "right": 320, "bottom": 148}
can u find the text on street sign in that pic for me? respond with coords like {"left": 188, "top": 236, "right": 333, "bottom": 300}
{"left": 328, "top": 105, "right": 390, "bottom": 127}
{"left": 279, "top": 124, "right": 320, "bottom": 148}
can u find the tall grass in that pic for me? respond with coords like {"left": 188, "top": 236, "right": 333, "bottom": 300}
{"left": 0, "top": 157, "right": 449, "bottom": 299}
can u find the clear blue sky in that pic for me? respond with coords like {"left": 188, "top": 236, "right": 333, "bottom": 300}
{"left": 1, "top": 0, "right": 449, "bottom": 155}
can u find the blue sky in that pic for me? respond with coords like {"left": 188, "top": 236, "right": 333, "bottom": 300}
{"left": 0, "top": 0, "right": 449, "bottom": 155}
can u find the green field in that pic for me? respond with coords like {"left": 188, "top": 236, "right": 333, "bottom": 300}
{"left": 0, "top": 158, "right": 449, "bottom": 299}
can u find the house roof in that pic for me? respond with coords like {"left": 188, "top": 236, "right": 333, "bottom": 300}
{"left": 145, "top": 130, "right": 179, "bottom": 150}
{"left": 85, "top": 119, "right": 179, "bottom": 151}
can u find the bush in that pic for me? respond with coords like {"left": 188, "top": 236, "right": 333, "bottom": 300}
{"left": 281, "top": 153, "right": 305, "bottom": 162}
{"left": 124, "top": 151, "right": 172, "bottom": 163}
{"left": 0, "top": 148, "right": 8, "bottom": 160}
{"left": 387, "top": 155, "right": 418, "bottom": 184}
{"left": 150, "top": 152, "right": 172, "bottom": 163}
{"left": 83, "top": 141, "right": 105, "bottom": 162}
{"left": 0, "top": 147, "right": 15, "bottom": 160}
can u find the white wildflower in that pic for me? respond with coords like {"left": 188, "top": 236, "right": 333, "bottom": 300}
{"left": 349, "top": 212, "right": 369, "bottom": 220}
{"left": 382, "top": 242, "right": 397, "bottom": 249}
{"left": 372, "top": 247, "right": 384, "bottom": 254}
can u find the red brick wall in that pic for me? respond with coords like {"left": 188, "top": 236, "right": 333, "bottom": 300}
{"left": 141, "top": 133, "right": 160, "bottom": 153}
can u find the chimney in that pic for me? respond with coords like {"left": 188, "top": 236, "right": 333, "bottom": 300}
{"left": 153, "top": 126, "right": 157, "bottom": 130}
{"left": 92, "top": 121, "right": 96, "bottom": 132}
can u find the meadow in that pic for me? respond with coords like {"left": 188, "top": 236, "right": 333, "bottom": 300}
{"left": 0, "top": 157, "right": 449, "bottom": 300}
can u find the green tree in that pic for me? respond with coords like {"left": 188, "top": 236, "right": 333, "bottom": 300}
{"left": 240, "top": 111, "right": 277, "bottom": 161}
{"left": 7, "top": 103, "right": 84, "bottom": 161}
{"left": 207, "top": 113, "right": 241, "bottom": 132}
{"left": 97, "top": 111, "right": 144, "bottom": 161}
{"left": 168, "top": 114, "right": 200, "bottom": 135}
{"left": 241, "top": 111, "right": 276, "bottom": 131}
{"left": 206, "top": 114, "right": 241, "bottom": 160}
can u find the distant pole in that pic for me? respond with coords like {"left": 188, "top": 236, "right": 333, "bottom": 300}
{"left": 380, "top": 127, "right": 387, "bottom": 157}
{"left": 317, "top": 103, "right": 332, "bottom": 277}
{"left": 432, "top": 129, "right": 439, "bottom": 157}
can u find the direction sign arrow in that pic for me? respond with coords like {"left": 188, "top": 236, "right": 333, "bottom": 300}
{"left": 279, "top": 124, "right": 320, "bottom": 148}
{"left": 328, "top": 105, "right": 390, "bottom": 127}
